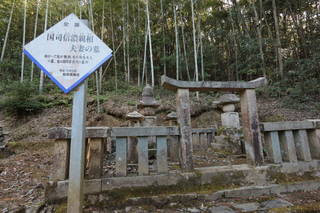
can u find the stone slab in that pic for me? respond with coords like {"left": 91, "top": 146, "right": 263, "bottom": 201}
{"left": 261, "top": 121, "right": 315, "bottom": 132}
{"left": 161, "top": 75, "right": 267, "bottom": 92}
{"left": 46, "top": 161, "right": 320, "bottom": 202}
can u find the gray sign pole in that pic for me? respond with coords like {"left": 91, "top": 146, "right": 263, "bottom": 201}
{"left": 67, "top": 20, "right": 89, "bottom": 213}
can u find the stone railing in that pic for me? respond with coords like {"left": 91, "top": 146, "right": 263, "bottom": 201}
{"left": 48, "top": 126, "right": 215, "bottom": 181}
{"left": 261, "top": 121, "right": 320, "bottom": 164}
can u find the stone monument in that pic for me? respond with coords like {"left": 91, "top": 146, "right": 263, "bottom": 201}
{"left": 138, "top": 84, "right": 160, "bottom": 126}
{"left": 214, "top": 94, "right": 241, "bottom": 129}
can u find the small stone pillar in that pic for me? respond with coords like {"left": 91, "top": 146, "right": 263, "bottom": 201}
{"left": 138, "top": 84, "right": 160, "bottom": 127}
{"left": 137, "top": 85, "right": 160, "bottom": 169}
{"left": 307, "top": 120, "right": 320, "bottom": 159}
{"left": 126, "top": 111, "right": 144, "bottom": 163}
{"left": 214, "top": 94, "right": 241, "bottom": 129}
{"left": 166, "top": 112, "right": 180, "bottom": 162}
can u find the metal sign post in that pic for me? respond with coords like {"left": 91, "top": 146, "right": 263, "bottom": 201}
{"left": 67, "top": 19, "right": 89, "bottom": 213}
{"left": 67, "top": 80, "right": 87, "bottom": 213}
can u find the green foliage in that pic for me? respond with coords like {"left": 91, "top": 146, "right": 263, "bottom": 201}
{"left": 0, "top": 81, "right": 46, "bottom": 115}
{"left": 0, "top": 0, "right": 319, "bottom": 111}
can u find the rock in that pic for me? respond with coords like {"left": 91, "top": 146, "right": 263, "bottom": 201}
{"left": 125, "top": 206, "right": 132, "bottom": 212}
{"left": 126, "top": 111, "right": 144, "bottom": 119}
{"left": 187, "top": 208, "right": 201, "bottom": 213}
{"left": 215, "top": 94, "right": 240, "bottom": 105}
{"left": 233, "top": 203, "right": 260, "bottom": 212}
{"left": 208, "top": 206, "right": 235, "bottom": 213}
{"left": 222, "top": 104, "right": 236, "bottom": 112}
{"left": 260, "top": 199, "right": 293, "bottom": 209}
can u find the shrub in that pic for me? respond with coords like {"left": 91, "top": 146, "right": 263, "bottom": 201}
{"left": 0, "top": 81, "right": 45, "bottom": 116}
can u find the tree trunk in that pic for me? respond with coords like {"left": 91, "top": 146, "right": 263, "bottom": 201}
{"left": 126, "top": 0, "right": 130, "bottom": 83}
{"left": 137, "top": 1, "right": 141, "bottom": 86}
{"left": 30, "top": 0, "right": 40, "bottom": 81}
{"left": 272, "top": 0, "right": 284, "bottom": 78}
{"left": 251, "top": 0, "right": 266, "bottom": 77}
{"left": 160, "top": 0, "right": 166, "bottom": 76}
{"left": 98, "top": 0, "right": 105, "bottom": 93}
{"left": 146, "top": 0, "right": 154, "bottom": 87}
{"left": 20, "top": 0, "right": 27, "bottom": 83}
{"left": 198, "top": 19, "right": 204, "bottom": 81}
{"left": 173, "top": 4, "right": 179, "bottom": 80}
{"left": 0, "top": 2, "right": 14, "bottom": 63}
{"left": 122, "top": 0, "right": 127, "bottom": 81}
{"left": 39, "top": 0, "right": 49, "bottom": 93}
{"left": 110, "top": 0, "right": 117, "bottom": 90}
{"left": 181, "top": 16, "right": 190, "bottom": 81}
{"left": 142, "top": 18, "right": 148, "bottom": 86}
{"left": 190, "top": 0, "right": 198, "bottom": 82}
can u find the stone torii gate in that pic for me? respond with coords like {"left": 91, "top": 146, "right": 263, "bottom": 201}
{"left": 161, "top": 75, "right": 268, "bottom": 171}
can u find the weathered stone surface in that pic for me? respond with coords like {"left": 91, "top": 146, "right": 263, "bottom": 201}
{"left": 138, "top": 84, "right": 160, "bottom": 107}
{"left": 221, "top": 112, "right": 240, "bottom": 128}
{"left": 138, "top": 137, "right": 149, "bottom": 176}
{"left": 48, "top": 127, "right": 110, "bottom": 139}
{"left": 161, "top": 75, "right": 267, "bottom": 92}
{"left": 46, "top": 161, "right": 320, "bottom": 201}
{"left": 293, "top": 130, "right": 312, "bottom": 161}
{"left": 279, "top": 131, "right": 298, "bottom": 163}
{"left": 217, "top": 94, "right": 240, "bottom": 105}
{"left": 233, "top": 203, "right": 259, "bottom": 212}
{"left": 176, "top": 89, "right": 193, "bottom": 171}
{"left": 222, "top": 104, "right": 236, "bottom": 112}
{"left": 223, "top": 185, "right": 272, "bottom": 198}
{"left": 86, "top": 138, "right": 104, "bottom": 179}
{"left": 115, "top": 137, "right": 127, "bottom": 176}
{"left": 126, "top": 111, "right": 144, "bottom": 119}
{"left": 186, "top": 208, "right": 201, "bottom": 213}
{"left": 208, "top": 206, "right": 235, "bottom": 213}
{"left": 307, "top": 129, "right": 320, "bottom": 159}
{"left": 260, "top": 199, "right": 293, "bottom": 209}
{"left": 141, "top": 116, "right": 156, "bottom": 126}
{"left": 157, "top": 136, "right": 168, "bottom": 174}
{"left": 51, "top": 139, "right": 70, "bottom": 181}
{"left": 261, "top": 121, "right": 315, "bottom": 132}
{"left": 265, "top": 131, "right": 282, "bottom": 164}
{"left": 240, "top": 89, "right": 264, "bottom": 165}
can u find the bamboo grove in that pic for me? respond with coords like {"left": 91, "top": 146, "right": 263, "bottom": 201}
{"left": 0, "top": 0, "right": 319, "bottom": 98}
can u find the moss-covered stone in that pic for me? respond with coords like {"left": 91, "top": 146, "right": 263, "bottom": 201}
{"left": 270, "top": 202, "right": 320, "bottom": 213}
{"left": 267, "top": 170, "right": 320, "bottom": 184}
